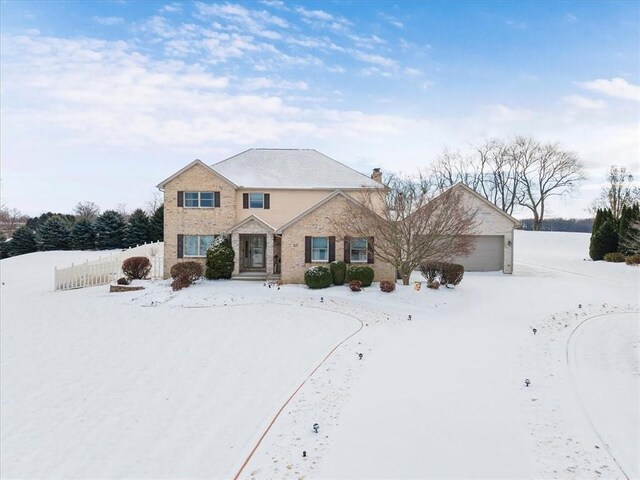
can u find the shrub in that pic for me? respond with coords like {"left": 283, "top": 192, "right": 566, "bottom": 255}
{"left": 330, "top": 260, "right": 347, "bottom": 285}
{"left": 379, "top": 280, "right": 395, "bottom": 293}
{"left": 206, "top": 237, "right": 235, "bottom": 280}
{"left": 349, "top": 280, "right": 362, "bottom": 292}
{"left": 625, "top": 254, "right": 640, "bottom": 265}
{"left": 603, "top": 252, "right": 626, "bottom": 263}
{"left": 116, "top": 276, "right": 130, "bottom": 285}
{"left": 441, "top": 263, "right": 464, "bottom": 287}
{"left": 122, "top": 256, "right": 152, "bottom": 279}
{"left": 346, "top": 265, "right": 374, "bottom": 287}
{"left": 419, "top": 262, "right": 444, "bottom": 283}
{"left": 171, "top": 274, "right": 192, "bottom": 291}
{"left": 170, "top": 261, "right": 203, "bottom": 282}
{"left": 304, "top": 266, "right": 332, "bottom": 289}
{"left": 427, "top": 279, "right": 441, "bottom": 289}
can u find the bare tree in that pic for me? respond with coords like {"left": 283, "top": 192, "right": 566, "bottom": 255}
{"left": 515, "top": 137, "right": 585, "bottom": 230}
{"left": 73, "top": 201, "right": 100, "bottom": 222}
{"left": 591, "top": 165, "right": 640, "bottom": 220}
{"left": 429, "top": 149, "right": 482, "bottom": 192}
{"left": 145, "top": 191, "right": 163, "bottom": 215}
{"left": 334, "top": 174, "right": 478, "bottom": 286}
{"left": 0, "top": 206, "right": 29, "bottom": 237}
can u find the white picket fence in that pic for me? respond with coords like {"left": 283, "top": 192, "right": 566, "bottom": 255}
{"left": 54, "top": 241, "right": 165, "bottom": 291}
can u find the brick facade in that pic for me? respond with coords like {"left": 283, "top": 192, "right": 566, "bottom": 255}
{"left": 280, "top": 195, "right": 396, "bottom": 284}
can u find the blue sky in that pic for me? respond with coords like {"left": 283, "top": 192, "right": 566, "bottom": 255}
{"left": 1, "top": 0, "right": 638, "bottom": 217}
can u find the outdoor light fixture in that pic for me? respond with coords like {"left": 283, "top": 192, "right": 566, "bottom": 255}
{"left": 313, "top": 423, "right": 319, "bottom": 433}
{"left": 320, "top": 297, "right": 323, "bottom": 303}
{"left": 302, "top": 451, "right": 307, "bottom": 458}
{"left": 508, "top": 240, "right": 512, "bottom": 247}
{"left": 532, "top": 328, "right": 537, "bottom": 335}
{"left": 525, "top": 379, "right": 531, "bottom": 387}
{"left": 358, "top": 353, "right": 363, "bottom": 360}
{"left": 408, "top": 314, "right": 412, "bottom": 321}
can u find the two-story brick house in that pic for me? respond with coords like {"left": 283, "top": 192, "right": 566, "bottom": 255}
{"left": 156, "top": 149, "right": 397, "bottom": 283}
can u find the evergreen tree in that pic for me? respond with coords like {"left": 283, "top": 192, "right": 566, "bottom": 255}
{"left": 590, "top": 213, "right": 619, "bottom": 261}
{"left": 589, "top": 209, "right": 605, "bottom": 260}
{"left": 0, "top": 233, "right": 9, "bottom": 259}
{"left": 38, "top": 215, "right": 71, "bottom": 251}
{"left": 205, "top": 237, "right": 235, "bottom": 279}
{"left": 70, "top": 219, "right": 97, "bottom": 250}
{"left": 619, "top": 204, "right": 640, "bottom": 254}
{"left": 95, "top": 210, "right": 128, "bottom": 250}
{"left": 8, "top": 226, "right": 38, "bottom": 256}
{"left": 127, "top": 209, "right": 150, "bottom": 247}
{"left": 26, "top": 212, "right": 75, "bottom": 232}
{"left": 149, "top": 204, "right": 164, "bottom": 242}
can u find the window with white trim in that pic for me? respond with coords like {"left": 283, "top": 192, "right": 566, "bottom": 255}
{"left": 350, "top": 237, "right": 368, "bottom": 263}
{"left": 185, "top": 192, "right": 214, "bottom": 208}
{"left": 184, "top": 235, "right": 216, "bottom": 257}
{"left": 312, "top": 237, "right": 328, "bottom": 262}
{"left": 249, "top": 193, "right": 264, "bottom": 208}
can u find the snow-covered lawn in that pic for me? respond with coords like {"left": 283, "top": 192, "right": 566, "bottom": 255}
{"left": 1, "top": 231, "right": 638, "bottom": 479}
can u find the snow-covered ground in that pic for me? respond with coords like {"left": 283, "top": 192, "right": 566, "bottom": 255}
{"left": 1, "top": 231, "right": 638, "bottom": 479}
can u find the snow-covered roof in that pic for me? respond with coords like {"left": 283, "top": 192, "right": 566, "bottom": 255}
{"left": 210, "top": 149, "right": 382, "bottom": 189}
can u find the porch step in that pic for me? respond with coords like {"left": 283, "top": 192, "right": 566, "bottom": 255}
{"left": 231, "top": 272, "right": 281, "bottom": 281}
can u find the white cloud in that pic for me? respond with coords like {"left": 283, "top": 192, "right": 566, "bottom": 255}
{"left": 296, "top": 7, "right": 334, "bottom": 21}
{"left": 563, "top": 94, "right": 606, "bottom": 110}
{"left": 566, "top": 13, "right": 577, "bottom": 22}
{"left": 404, "top": 67, "right": 422, "bottom": 77}
{"left": 379, "top": 13, "right": 403, "bottom": 29}
{"left": 92, "top": 16, "right": 124, "bottom": 26}
{"left": 353, "top": 51, "right": 396, "bottom": 68}
{"left": 577, "top": 77, "right": 640, "bottom": 102}
{"left": 160, "top": 3, "right": 182, "bottom": 13}
{"left": 483, "top": 104, "right": 535, "bottom": 123}
{"left": 241, "top": 77, "right": 309, "bottom": 91}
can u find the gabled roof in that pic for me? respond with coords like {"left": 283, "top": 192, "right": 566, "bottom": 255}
{"left": 276, "top": 190, "right": 366, "bottom": 233}
{"left": 446, "top": 183, "right": 521, "bottom": 226}
{"left": 156, "top": 159, "right": 238, "bottom": 190}
{"left": 228, "top": 215, "right": 275, "bottom": 233}
{"left": 211, "top": 149, "right": 383, "bottom": 190}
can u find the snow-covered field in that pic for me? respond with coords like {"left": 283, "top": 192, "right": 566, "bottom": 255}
{"left": 1, "top": 231, "right": 638, "bottom": 479}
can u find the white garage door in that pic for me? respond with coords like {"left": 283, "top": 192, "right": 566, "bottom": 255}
{"left": 451, "top": 235, "right": 504, "bottom": 271}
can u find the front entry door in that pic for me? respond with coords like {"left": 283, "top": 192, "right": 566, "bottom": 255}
{"left": 243, "top": 235, "right": 266, "bottom": 270}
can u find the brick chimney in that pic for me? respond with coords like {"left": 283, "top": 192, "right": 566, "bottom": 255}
{"left": 371, "top": 168, "right": 382, "bottom": 183}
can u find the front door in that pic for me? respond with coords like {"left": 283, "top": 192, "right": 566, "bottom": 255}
{"left": 242, "top": 235, "right": 266, "bottom": 271}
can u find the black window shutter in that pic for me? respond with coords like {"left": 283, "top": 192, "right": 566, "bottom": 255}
{"left": 304, "top": 236, "right": 312, "bottom": 263}
{"left": 367, "top": 237, "right": 375, "bottom": 264}
{"left": 177, "top": 191, "right": 184, "bottom": 207}
{"left": 214, "top": 191, "right": 220, "bottom": 208}
{"left": 177, "top": 234, "right": 184, "bottom": 258}
{"left": 329, "top": 236, "right": 335, "bottom": 262}
{"left": 343, "top": 236, "right": 351, "bottom": 263}
{"left": 243, "top": 193, "right": 249, "bottom": 209}
{"left": 264, "top": 193, "right": 270, "bottom": 209}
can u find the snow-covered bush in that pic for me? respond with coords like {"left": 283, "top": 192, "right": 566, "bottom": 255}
{"left": 206, "top": 236, "right": 234, "bottom": 280}
{"left": 379, "top": 280, "right": 395, "bottom": 292}
{"left": 304, "top": 266, "right": 332, "bottom": 289}
{"left": 170, "top": 261, "right": 203, "bottom": 282}
{"left": 122, "top": 256, "right": 151, "bottom": 279}
{"left": 329, "top": 260, "right": 346, "bottom": 285}
{"left": 349, "top": 280, "right": 362, "bottom": 292}
{"left": 116, "top": 277, "right": 130, "bottom": 285}
{"left": 346, "top": 265, "right": 374, "bottom": 287}
{"left": 427, "top": 279, "right": 440, "bottom": 289}
{"left": 171, "top": 274, "right": 192, "bottom": 291}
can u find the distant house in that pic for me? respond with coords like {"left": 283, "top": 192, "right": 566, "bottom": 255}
{"left": 157, "top": 149, "right": 518, "bottom": 283}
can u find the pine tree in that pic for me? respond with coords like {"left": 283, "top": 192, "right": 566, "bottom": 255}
{"left": 619, "top": 204, "right": 640, "bottom": 254}
{"left": 95, "top": 210, "right": 128, "bottom": 250}
{"left": 70, "top": 219, "right": 97, "bottom": 250}
{"left": 127, "top": 209, "right": 150, "bottom": 247}
{"left": 149, "top": 204, "right": 164, "bottom": 242}
{"left": 8, "top": 226, "right": 38, "bottom": 256}
{"left": 38, "top": 215, "right": 71, "bottom": 251}
{"left": 0, "top": 233, "right": 9, "bottom": 259}
{"left": 589, "top": 209, "right": 605, "bottom": 260}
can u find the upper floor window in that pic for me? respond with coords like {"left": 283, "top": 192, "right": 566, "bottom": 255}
{"left": 249, "top": 193, "right": 264, "bottom": 208}
{"left": 182, "top": 191, "right": 219, "bottom": 208}
{"left": 243, "top": 193, "right": 270, "bottom": 209}
{"left": 350, "top": 237, "right": 368, "bottom": 263}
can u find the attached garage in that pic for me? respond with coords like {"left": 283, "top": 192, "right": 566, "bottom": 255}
{"left": 451, "top": 235, "right": 505, "bottom": 272}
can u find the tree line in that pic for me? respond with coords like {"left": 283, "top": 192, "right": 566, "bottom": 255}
{"left": 0, "top": 202, "right": 164, "bottom": 259}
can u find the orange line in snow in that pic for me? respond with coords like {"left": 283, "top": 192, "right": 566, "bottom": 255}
{"left": 232, "top": 312, "right": 365, "bottom": 480}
